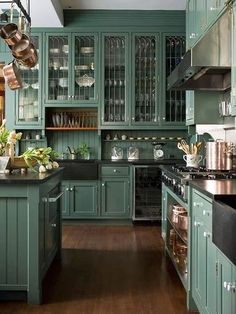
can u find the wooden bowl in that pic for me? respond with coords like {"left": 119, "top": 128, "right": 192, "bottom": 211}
{"left": 9, "top": 157, "right": 37, "bottom": 170}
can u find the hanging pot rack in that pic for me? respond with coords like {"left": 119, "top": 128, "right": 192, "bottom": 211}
{"left": 0, "top": 0, "right": 31, "bottom": 25}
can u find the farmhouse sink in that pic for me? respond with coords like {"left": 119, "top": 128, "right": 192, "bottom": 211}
{"left": 58, "top": 160, "right": 98, "bottom": 180}
{"left": 213, "top": 196, "right": 236, "bottom": 265}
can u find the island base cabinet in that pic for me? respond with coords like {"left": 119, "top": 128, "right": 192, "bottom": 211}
{"left": 0, "top": 171, "right": 62, "bottom": 304}
{"left": 217, "top": 250, "right": 236, "bottom": 314}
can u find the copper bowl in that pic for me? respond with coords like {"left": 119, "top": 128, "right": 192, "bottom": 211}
{"left": 0, "top": 23, "right": 22, "bottom": 46}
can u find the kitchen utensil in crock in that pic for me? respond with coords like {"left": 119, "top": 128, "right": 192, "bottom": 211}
{"left": 0, "top": 23, "right": 22, "bottom": 46}
{"left": 3, "top": 60, "right": 22, "bottom": 90}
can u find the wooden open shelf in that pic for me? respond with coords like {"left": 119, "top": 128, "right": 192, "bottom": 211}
{"left": 46, "top": 127, "right": 97, "bottom": 131}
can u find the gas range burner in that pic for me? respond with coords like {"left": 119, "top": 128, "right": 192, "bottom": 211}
{"left": 171, "top": 165, "right": 206, "bottom": 173}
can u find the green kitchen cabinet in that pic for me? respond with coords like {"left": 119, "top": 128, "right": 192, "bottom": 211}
{"left": 61, "top": 180, "right": 98, "bottom": 218}
{"left": 186, "top": 91, "right": 223, "bottom": 125}
{"left": 131, "top": 33, "right": 159, "bottom": 126}
{"left": 206, "top": 0, "right": 226, "bottom": 28}
{"left": 163, "top": 33, "right": 186, "bottom": 126}
{"left": 216, "top": 250, "right": 236, "bottom": 314}
{"left": 100, "top": 166, "right": 131, "bottom": 218}
{"left": 45, "top": 33, "right": 99, "bottom": 106}
{"left": 191, "top": 189, "right": 217, "bottom": 314}
{"left": 195, "top": 0, "right": 207, "bottom": 43}
{"left": 101, "top": 33, "right": 129, "bottom": 126}
{"left": 231, "top": 0, "right": 236, "bottom": 116}
{"left": 186, "top": 0, "right": 197, "bottom": 49}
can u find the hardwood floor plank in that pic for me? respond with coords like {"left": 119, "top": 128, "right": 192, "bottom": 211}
{"left": 0, "top": 225, "right": 193, "bottom": 313}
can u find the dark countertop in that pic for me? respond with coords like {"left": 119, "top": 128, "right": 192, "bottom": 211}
{"left": 57, "top": 158, "right": 182, "bottom": 165}
{"left": 189, "top": 180, "right": 236, "bottom": 199}
{"left": 0, "top": 168, "right": 63, "bottom": 184}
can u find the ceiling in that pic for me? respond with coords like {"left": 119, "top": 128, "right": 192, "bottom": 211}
{"left": 0, "top": 0, "right": 186, "bottom": 28}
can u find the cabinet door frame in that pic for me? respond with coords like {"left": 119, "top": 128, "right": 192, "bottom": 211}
{"left": 15, "top": 33, "right": 43, "bottom": 128}
{"left": 130, "top": 32, "right": 160, "bottom": 126}
{"left": 161, "top": 32, "right": 186, "bottom": 127}
{"left": 101, "top": 177, "right": 130, "bottom": 217}
{"left": 61, "top": 181, "right": 70, "bottom": 217}
{"left": 100, "top": 32, "right": 130, "bottom": 126}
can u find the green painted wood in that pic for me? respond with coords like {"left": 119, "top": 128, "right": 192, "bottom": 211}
{"left": 161, "top": 183, "right": 167, "bottom": 240}
{"left": 195, "top": 0, "right": 207, "bottom": 43}
{"left": 231, "top": 1, "right": 236, "bottom": 116}
{"left": 186, "top": 0, "right": 196, "bottom": 49}
{"left": 70, "top": 181, "right": 98, "bottom": 217}
{"left": 101, "top": 177, "right": 130, "bottom": 217}
{"left": 217, "top": 250, "right": 234, "bottom": 314}
{"left": 61, "top": 181, "right": 70, "bottom": 216}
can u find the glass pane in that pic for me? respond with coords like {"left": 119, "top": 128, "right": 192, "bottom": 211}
{"left": 74, "top": 36, "right": 95, "bottom": 101}
{"left": 134, "top": 36, "right": 157, "bottom": 123}
{"left": 104, "top": 36, "right": 126, "bottom": 123}
{"left": 48, "top": 36, "right": 69, "bottom": 101}
{"left": 18, "top": 36, "right": 40, "bottom": 122}
{"left": 165, "top": 36, "right": 186, "bottom": 122}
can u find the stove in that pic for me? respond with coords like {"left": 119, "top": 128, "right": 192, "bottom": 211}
{"left": 161, "top": 165, "right": 236, "bottom": 203}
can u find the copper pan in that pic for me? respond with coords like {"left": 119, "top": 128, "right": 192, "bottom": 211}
{"left": 0, "top": 23, "right": 22, "bottom": 46}
{"left": 15, "top": 44, "right": 38, "bottom": 68}
{"left": 3, "top": 61, "right": 22, "bottom": 90}
{"left": 11, "top": 34, "right": 31, "bottom": 59}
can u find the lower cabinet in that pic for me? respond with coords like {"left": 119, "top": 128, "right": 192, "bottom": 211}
{"left": 217, "top": 250, "right": 236, "bottom": 314}
{"left": 100, "top": 165, "right": 131, "bottom": 218}
{"left": 161, "top": 183, "right": 167, "bottom": 240}
{"left": 191, "top": 188, "right": 236, "bottom": 314}
{"left": 61, "top": 180, "right": 98, "bottom": 218}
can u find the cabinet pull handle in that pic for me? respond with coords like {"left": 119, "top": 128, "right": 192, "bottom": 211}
{"left": 194, "top": 221, "right": 200, "bottom": 227}
{"left": 203, "top": 210, "right": 210, "bottom": 216}
{"left": 203, "top": 231, "right": 211, "bottom": 238}
{"left": 224, "top": 281, "right": 228, "bottom": 289}
{"left": 43, "top": 191, "right": 64, "bottom": 203}
{"left": 51, "top": 223, "right": 57, "bottom": 227}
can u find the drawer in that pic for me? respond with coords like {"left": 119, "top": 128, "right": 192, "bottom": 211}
{"left": 101, "top": 166, "right": 129, "bottom": 177}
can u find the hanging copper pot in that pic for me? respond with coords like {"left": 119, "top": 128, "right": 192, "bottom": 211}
{"left": 15, "top": 43, "right": 38, "bottom": 68}
{"left": 3, "top": 61, "right": 22, "bottom": 90}
{"left": 11, "top": 34, "right": 31, "bottom": 59}
{"left": 0, "top": 23, "right": 22, "bottom": 46}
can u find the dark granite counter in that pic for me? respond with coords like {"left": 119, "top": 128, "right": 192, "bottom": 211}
{"left": 56, "top": 158, "right": 182, "bottom": 165}
{"left": 189, "top": 180, "right": 236, "bottom": 199}
{"left": 0, "top": 168, "right": 63, "bottom": 184}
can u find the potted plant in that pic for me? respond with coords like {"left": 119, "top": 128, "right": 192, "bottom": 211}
{"left": 77, "top": 143, "right": 90, "bottom": 160}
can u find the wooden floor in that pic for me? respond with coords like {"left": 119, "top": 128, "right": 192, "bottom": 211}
{"left": 0, "top": 224, "right": 192, "bottom": 314}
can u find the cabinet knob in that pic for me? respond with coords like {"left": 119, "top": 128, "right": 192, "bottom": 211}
{"left": 132, "top": 117, "right": 135, "bottom": 121}
{"left": 51, "top": 223, "right": 57, "bottom": 228}
{"left": 203, "top": 210, "right": 210, "bottom": 216}
{"left": 66, "top": 188, "right": 69, "bottom": 191}
{"left": 203, "top": 231, "right": 211, "bottom": 238}
{"left": 70, "top": 187, "right": 73, "bottom": 191}
{"left": 113, "top": 169, "right": 117, "bottom": 173}
{"left": 102, "top": 183, "right": 105, "bottom": 187}
{"left": 194, "top": 221, "right": 201, "bottom": 227}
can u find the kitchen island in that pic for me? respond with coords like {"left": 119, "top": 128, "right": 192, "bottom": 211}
{"left": 0, "top": 168, "right": 63, "bottom": 304}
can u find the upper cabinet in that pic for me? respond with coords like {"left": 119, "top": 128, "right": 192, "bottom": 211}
{"left": 162, "top": 34, "right": 186, "bottom": 125}
{"left": 45, "top": 33, "right": 99, "bottom": 106}
{"left": 131, "top": 34, "right": 159, "bottom": 125}
{"left": 15, "top": 33, "right": 43, "bottom": 128}
{"left": 101, "top": 33, "right": 129, "bottom": 125}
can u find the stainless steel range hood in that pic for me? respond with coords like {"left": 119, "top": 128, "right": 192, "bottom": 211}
{"left": 167, "top": 10, "right": 231, "bottom": 91}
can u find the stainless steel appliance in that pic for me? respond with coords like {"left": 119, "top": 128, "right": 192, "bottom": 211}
{"left": 133, "top": 165, "right": 162, "bottom": 221}
{"left": 205, "top": 140, "right": 234, "bottom": 170}
{"left": 167, "top": 10, "right": 231, "bottom": 91}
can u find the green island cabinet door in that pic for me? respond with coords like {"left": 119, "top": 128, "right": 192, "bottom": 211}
{"left": 131, "top": 33, "right": 159, "bottom": 126}
{"left": 45, "top": 33, "right": 98, "bottom": 106}
{"left": 61, "top": 180, "right": 98, "bottom": 218}
{"left": 101, "top": 33, "right": 129, "bottom": 126}
{"left": 192, "top": 190, "right": 217, "bottom": 314}
{"left": 217, "top": 250, "right": 236, "bottom": 314}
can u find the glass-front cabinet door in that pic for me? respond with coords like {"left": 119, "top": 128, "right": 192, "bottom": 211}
{"left": 101, "top": 34, "right": 129, "bottom": 125}
{"left": 131, "top": 34, "right": 159, "bottom": 125}
{"left": 16, "top": 34, "right": 42, "bottom": 127}
{"left": 45, "top": 33, "right": 98, "bottom": 106}
{"left": 163, "top": 34, "right": 186, "bottom": 126}
{"left": 72, "top": 34, "right": 98, "bottom": 104}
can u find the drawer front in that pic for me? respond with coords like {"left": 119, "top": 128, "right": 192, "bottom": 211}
{"left": 101, "top": 166, "right": 129, "bottom": 177}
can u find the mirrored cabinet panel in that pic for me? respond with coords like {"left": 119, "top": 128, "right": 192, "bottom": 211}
{"left": 132, "top": 35, "right": 158, "bottom": 124}
{"left": 164, "top": 35, "right": 186, "bottom": 124}
{"left": 102, "top": 34, "right": 128, "bottom": 124}
{"left": 16, "top": 34, "right": 42, "bottom": 126}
